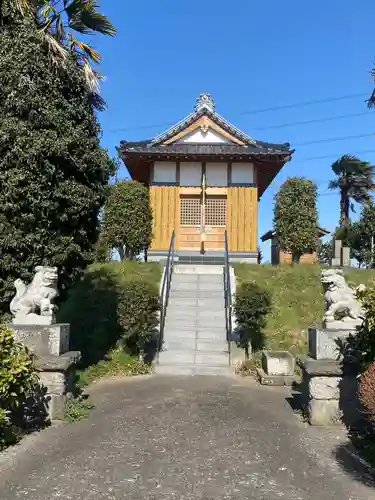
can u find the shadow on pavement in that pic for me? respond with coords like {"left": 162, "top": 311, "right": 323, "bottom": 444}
{"left": 333, "top": 439, "right": 375, "bottom": 489}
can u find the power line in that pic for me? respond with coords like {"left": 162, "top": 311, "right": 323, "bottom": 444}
{"left": 109, "top": 91, "right": 370, "bottom": 134}
{"left": 253, "top": 111, "right": 370, "bottom": 131}
{"left": 293, "top": 132, "right": 374, "bottom": 147}
{"left": 292, "top": 148, "right": 375, "bottom": 163}
{"left": 237, "top": 92, "right": 368, "bottom": 116}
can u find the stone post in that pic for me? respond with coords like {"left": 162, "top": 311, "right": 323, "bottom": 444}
{"left": 331, "top": 239, "right": 342, "bottom": 267}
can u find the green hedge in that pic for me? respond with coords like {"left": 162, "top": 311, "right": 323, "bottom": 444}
{"left": 57, "top": 262, "right": 162, "bottom": 367}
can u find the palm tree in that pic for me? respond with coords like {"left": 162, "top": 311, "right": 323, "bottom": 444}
{"left": 329, "top": 154, "right": 374, "bottom": 226}
{"left": 1, "top": 1, "right": 116, "bottom": 91}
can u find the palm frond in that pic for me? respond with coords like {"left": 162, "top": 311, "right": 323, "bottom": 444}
{"left": 79, "top": 1, "right": 117, "bottom": 37}
{"left": 83, "top": 59, "right": 100, "bottom": 93}
{"left": 73, "top": 39, "right": 102, "bottom": 63}
{"left": 328, "top": 179, "right": 339, "bottom": 190}
{"left": 13, "top": 0, "right": 32, "bottom": 15}
{"left": 43, "top": 31, "right": 69, "bottom": 64}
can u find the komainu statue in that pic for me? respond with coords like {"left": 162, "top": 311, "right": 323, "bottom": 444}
{"left": 10, "top": 266, "right": 59, "bottom": 325}
{"left": 320, "top": 269, "right": 365, "bottom": 326}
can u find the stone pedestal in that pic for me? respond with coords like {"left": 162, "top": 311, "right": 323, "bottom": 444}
{"left": 308, "top": 326, "right": 355, "bottom": 360}
{"left": 10, "top": 322, "right": 80, "bottom": 420}
{"left": 35, "top": 351, "right": 81, "bottom": 420}
{"left": 300, "top": 356, "right": 359, "bottom": 426}
{"left": 10, "top": 323, "right": 70, "bottom": 356}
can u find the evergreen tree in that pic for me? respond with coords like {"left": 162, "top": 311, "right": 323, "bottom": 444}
{"left": 274, "top": 177, "right": 318, "bottom": 264}
{"left": 0, "top": 18, "right": 115, "bottom": 315}
{"left": 347, "top": 203, "right": 375, "bottom": 268}
{"left": 102, "top": 181, "right": 153, "bottom": 261}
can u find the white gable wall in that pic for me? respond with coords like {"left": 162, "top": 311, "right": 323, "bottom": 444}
{"left": 175, "top": 127, "right": 232, "bottom": 144}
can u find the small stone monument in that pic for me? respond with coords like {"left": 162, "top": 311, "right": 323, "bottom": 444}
{"left": 300, "top": 269, "right": 362, "bottom": 426}
{"left": 9, "top": 266, "right": 80, "bottom": 420}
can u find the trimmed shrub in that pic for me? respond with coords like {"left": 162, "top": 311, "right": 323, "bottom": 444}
{"left": 57, "top": 262, "right": 161, "bottom": 366}
{"left": 234, "top": 282, "right": 271, "bottom": 358}
{"left": 358, "top": 361, "right": 375, "bottom": 420}
{"left": 345, "top": 284, "right": 375, "bottom": 370}
{"left": 117, "top": 279, "right": 159, "bottom": 354}
{"left": 0, "top": 325, "right": 39, "bottom": 450}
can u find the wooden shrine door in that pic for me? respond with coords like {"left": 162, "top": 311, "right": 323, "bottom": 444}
{"left": 179, "top": 192, "right": 227, "bottom": 252}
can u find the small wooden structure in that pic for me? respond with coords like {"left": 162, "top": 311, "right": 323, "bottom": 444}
{"left": 261, "top": 227, "right": 330, "bottom": 265}
{"left": 119, "top": 94, "right": 294, "bottom": 262}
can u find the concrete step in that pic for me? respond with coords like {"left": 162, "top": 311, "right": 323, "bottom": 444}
{"left": 158, "top": 350, "right": 229, "bottom": 366}
{"left": 167, "top": 302, "right": 225, "bottom": 313}
{"left": 169, "top": 291, "right": 224, "bottom": 299}
{"left": 163, "top": 326, "right": 226, "bottom": 339}
{"left": 154, "top": 364, "right": 232, "bottom": 376}
{"left": 164, "top": 318, "right": 225, "bottom": 329}
{"left": 163, "top": 338, "right": 227, "bottom": 352}
{"left": 173, "top": 265, "right": 223, "bottom": 275}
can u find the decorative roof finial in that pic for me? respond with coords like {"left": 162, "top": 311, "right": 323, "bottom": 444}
{"left": 195, "top": 93, "right": 215, "bottom": 112}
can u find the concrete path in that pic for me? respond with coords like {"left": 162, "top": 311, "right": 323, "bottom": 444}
{"left": 0, "top": 375, "right": 374, "bottom": 499}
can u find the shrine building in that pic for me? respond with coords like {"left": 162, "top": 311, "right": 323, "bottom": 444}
{"left": 119, "top": 94, "right": 294, "bottom": 263}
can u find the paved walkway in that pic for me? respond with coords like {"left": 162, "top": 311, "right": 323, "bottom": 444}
{"left": 0, "top": 375, "right": 374, "bottom": 499}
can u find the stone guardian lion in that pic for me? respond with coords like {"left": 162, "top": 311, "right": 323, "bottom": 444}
{"left": 320, "top": 268, "right": 364, "bottom": 325}
{"left": 10, "top": 266, "right": 59, "bottom": 325}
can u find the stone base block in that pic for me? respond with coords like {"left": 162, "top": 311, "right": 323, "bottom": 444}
{"left": 300, "top": 356, "right": 360, "bottom": 427}
{"left": 256, "top": 367, "right": 297, "bottom": 386}
{"left": 308, "top": 399, "right": 342, "bottom": 426}
{"left": 308, "top": 326, "right": 354, "bottom": 360}
{"left": 261, "top": 350, "right": 295, "bottom": 376}
{"left": 10, "top": 323, "right": 70, "bottom": 356}
{"left": 35, "top": 351, "right": 80, "bottom": 420}
{"left": 47, "top": 394, "right": 69, "bottom": 420}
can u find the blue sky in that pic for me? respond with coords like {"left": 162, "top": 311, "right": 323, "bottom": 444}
{"left": 94, "top": 0, "right": 375, "bottom": 261}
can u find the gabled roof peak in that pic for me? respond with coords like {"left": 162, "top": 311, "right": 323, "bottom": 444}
{"left": 151, "top": 93, "right": 255, "bottom": 146}
{"left": 195, "top": 93, "right": 215, "bottom": 112}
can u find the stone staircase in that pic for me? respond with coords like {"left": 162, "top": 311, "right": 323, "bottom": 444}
{"left": 155, "top": 265, "right": 231, "bottom": 376}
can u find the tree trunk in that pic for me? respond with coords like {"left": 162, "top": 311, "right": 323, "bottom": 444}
{"left": 117, "top": 246, "right": 125, "bottom": 261}
{"left": 291, "top": 250, "right": 301, "bottom": 265}
{"left": 340, "top": 190, "right": 350, "bottom": 226}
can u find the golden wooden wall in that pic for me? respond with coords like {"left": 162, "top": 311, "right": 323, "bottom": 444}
{"left": 227, "top": 186, "right": 258, "bottom": 252}
{"left": 279, "top": 250, "right": 317, "bottom": 265}
{"left": 149, "top": 186, "right": 179, "bottom": 250}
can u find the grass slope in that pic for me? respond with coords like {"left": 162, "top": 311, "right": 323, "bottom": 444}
{"left": 235, "top": 264, "right": 375, "bottom": 355}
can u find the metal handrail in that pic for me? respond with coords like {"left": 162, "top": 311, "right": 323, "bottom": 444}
{"left": 224, "top": 231, "right": 232, "bottom": 364}
{"left": 158, "top": 231, "right": 175, "bottom": 354}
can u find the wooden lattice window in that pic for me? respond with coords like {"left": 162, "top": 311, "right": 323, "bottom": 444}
{"left": 205, "top": 197, "right": 226, "bottom": 227}
{"left": 180, "top": 196, "right": 201, "bottom": 226}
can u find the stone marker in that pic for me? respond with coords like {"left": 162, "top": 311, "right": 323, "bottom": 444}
{"left": 341, "top": 246, "right": 350, "bottom": 267}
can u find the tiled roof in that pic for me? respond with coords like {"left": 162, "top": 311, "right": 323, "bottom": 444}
{"left": 119, "top": 141, "right": 292, "bottom": 157}
{"left": 261, "top": 227, "right": 330, "bottom": 242}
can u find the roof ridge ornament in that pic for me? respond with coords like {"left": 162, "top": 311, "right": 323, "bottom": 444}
{"left": 195, "top": 93, "right": 215, "bottom": 112}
